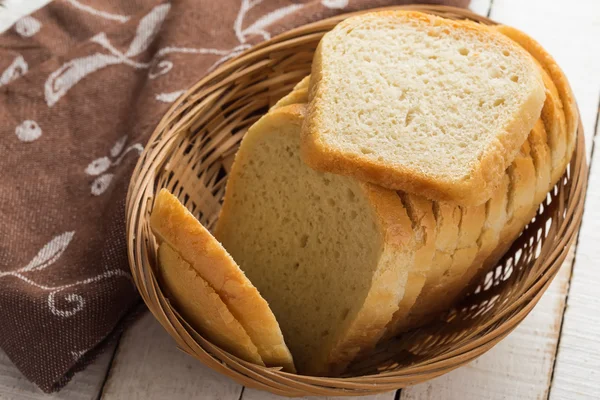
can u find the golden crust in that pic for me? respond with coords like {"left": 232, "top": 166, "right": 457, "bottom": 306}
{"left": 383, "top": 194, "right": 436, "bottom": 339}
{"left": 435, "top": 119, "right": 553, "bottom": 310}
{"left": 455, "top": 174, "right": 510, "bottom": 294}
{"left": 302, "top": 11, "right": 545, "bottom": 206}
{"left": 398, "top": 202, "right": 461, "bottom": 330}
{"left": 157, "top": 244, "right": 264, "bottom": 365}
{"left": 528, "top": 119, "right": 553, "bottom": 205}
{"left": 150, "top": 189, "right": 296, "bottom": 372}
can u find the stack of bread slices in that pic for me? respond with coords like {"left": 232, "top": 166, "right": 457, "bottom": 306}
{"left": 150, "top": 11, "right": 578, "bottom": 377}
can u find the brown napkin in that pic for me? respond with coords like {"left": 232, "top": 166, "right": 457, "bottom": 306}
{"left": 0, "top": 0, "right": 469, "bottom": 392}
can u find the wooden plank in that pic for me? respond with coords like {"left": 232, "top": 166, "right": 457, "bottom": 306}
{"left": 0, "top": 345, "right": 114, "bottom": 400}
{"left": 490, "top": 0, "right": 600, "bottom": 157}
{"left": 0, "top": 0, "right": 52, "bottom": 33}
{"left": 549, "top": 109, "right": 600, "bottom": 399}
{"left": 402, "top": 253, "right": 573, "bottom": 400}
{"left": 100, "top": 312, "right": 243, "bottom": 400}
{"left": 242, "top": 388, "right": 396, "bottom": 400}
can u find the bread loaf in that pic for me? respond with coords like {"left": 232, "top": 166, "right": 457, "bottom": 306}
{"left": 396, "top": 27, "right": 578, "bottom": 331}
{"left": 150, "top": 189, "right": 295, "bottom": 372}
{"left": 157, "top": 243, "right": 264, "bottom": 365}
{"left": 215, "top": 104, "right": 417, "bottom": 376}
{"left": 302, "top": 11, "right": 546, "bottom": 205}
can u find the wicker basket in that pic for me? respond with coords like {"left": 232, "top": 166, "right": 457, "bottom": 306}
{"left": 126, "top": 5, "right": 587, "bottom": 397}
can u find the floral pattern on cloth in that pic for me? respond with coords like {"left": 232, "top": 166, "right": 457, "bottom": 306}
{"left": 0, "top": 0, "right": 469, "bottom": 392}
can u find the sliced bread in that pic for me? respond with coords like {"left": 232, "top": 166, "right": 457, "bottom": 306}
{"left": 383, "top": 194, "right": 437, "bottom": 338}
{"left": 150, "top": 189, "right": 295, "bottom": 372}
{"left": 441, "top": 41, "right": 570, "bottom": 305}
{"left": 157, "top": 243, "right": 264, "bottom": 365}
{"left": 269, "top": 78, "right": 436, "bottom": 345}
{"left": 401, "top": 202, "right": 487, "bottom": 328}
{"left": 302, "top": 11, "right": 546, "bottom": 205}
{"left": 495, "top": 25, "right": 578, "bottom": 173}
{"left": 398, "top": 203, "right": 460, "bottom": 329}
{"left": 215, "top": 104, "right": 416, "bottom": 376}
{"left": 450, "top": 134, "right": 543, "bottom": 307}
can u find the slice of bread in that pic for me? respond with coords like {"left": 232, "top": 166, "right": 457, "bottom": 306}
{"left": 456, "top": 27, "right": 578, "bottom": 296}
{"left": 302, "top": 11, "right": 545, "bottom": 205}
{"left": 150, "top": 189, "right": 295, "bottom": 372}
{"left": 157, "top": 243, "right": 264, "bottom": 365}
{"left": 215, "top": 104, "right": 416, "bottom": 376}
{"left": 439, "top": 38, "right": 571, "bottom": 305}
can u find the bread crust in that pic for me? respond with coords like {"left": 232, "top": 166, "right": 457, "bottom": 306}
{"left": 382, "top": 194, "right": 436, "bottom": 339}
{"left": 157, "top": 244, "right": 264, "bottom": 365}
{"left": 528, "top": 119, "right": 553, "bottom": 205}
{"left": 302, "top": 11, "right": 546, "bottom": 206}
{"left": 397, "top": 202, "right": 461, "bottom": 330}
{"left": 150, "top": 189, "right": 296, "bottom": 372}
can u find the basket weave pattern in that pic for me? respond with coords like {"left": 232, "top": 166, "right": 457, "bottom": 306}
{"left": 126, "top": 6, "right": 587, "bottom": 397}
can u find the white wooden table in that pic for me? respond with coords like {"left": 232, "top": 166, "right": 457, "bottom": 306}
{"left": 1, "top": 1, "right": 599, "bottom": 399}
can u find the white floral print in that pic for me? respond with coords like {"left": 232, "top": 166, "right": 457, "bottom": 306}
{"left": 155, "top": 90, "right": 187, "bottom": 103}
{"left": 0, "top": 231, "right": 132, "bottom": 318}
{"left": 322, "top": 0, "right": 349, "bottom": 9}
{"left": 44, "top": 4, "right": 171, "bottom": 107}
{"left": 14, "top": 16, "right": 41, "bottom": 37}
{"left": 1, "top": 55, "right": 28, "bottom": 87}
{"left": 15, "top": 120, "right": 42, "bottom": 142}
{"left": 65, "top": 0, "right": 131, "bottom": 23}
{"left": 85, "top": 135, "right": 143, "bottom": 196}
